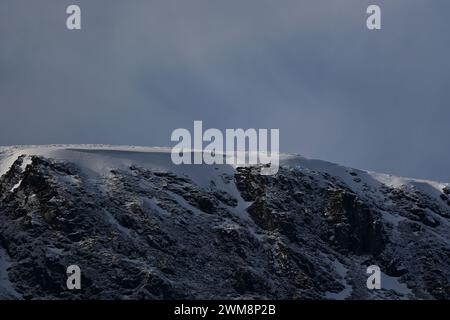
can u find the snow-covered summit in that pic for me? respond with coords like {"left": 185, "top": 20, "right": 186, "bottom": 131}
{"left": 1, "top": 144, "right": 447, "bottom": 201}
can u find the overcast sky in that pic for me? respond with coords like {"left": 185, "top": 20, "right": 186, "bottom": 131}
{"left": 1, "top": 0, "right": 449, "bottom": 181}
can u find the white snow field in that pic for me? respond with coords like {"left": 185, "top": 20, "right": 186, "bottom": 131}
{"left": 1, "top": 145, "right": 446, "bottom": 200}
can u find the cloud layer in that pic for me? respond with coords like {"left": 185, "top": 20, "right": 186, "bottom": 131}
{"left": 1, "top": 0, "right": 449, "bottom": 181}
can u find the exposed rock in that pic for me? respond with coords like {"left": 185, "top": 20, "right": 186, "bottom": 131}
{"left": 1, "top": 146, "right": 450, "bottom": 300}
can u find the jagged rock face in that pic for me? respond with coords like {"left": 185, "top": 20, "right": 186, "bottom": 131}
{"left": 235, "top": 167, "right": 385, "bottom": 255}
{"left": 1, "top": 149, "right": 450, "bottom": 299}
{"left": 323, "top": 189, "right": 385, "bottom": 256}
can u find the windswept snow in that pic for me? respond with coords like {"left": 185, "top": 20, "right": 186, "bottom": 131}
{"left": 1, "top": 145, "right": 448, "bottom": 190}
{"left": 279, "top": 153, "right": 449, "bottom": 203}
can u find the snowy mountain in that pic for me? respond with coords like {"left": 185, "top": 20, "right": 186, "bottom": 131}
{"left": 1, "top": 145, "right": 449, "bottom": 299}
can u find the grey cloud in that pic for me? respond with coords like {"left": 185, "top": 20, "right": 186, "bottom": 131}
{"left": 1, "top": 0, "right": 450, "bottom": 181}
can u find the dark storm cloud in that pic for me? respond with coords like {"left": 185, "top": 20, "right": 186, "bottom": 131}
{"left": 1, "top": 0, "right": 449, "bottom": 181}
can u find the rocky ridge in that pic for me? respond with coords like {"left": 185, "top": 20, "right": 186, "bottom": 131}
{"left": 0, "top": 145, "right": 449, "bottom": 299}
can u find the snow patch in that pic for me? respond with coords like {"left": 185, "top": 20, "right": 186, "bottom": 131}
{"left": 381, "top": 271, "right": 412, "bottom": 296}
{"left": 10, "top": 180, "right": 22, "bottom": 192}
{"left": 325, "top": 259, "right": 352, "bottom": 300}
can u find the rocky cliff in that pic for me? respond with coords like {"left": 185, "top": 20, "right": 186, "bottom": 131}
{"left": 0, "top": 145, "right": 449, "bottom": 299}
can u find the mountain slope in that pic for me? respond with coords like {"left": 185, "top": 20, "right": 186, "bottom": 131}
{"left": 0, "top": 145, "right": 449, "bottom": 299}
